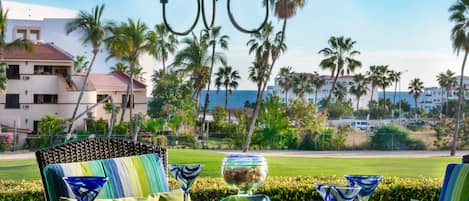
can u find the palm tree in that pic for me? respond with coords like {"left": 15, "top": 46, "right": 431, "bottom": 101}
{"left": 311, "top": 71, "right": 325, "bottom": 105}
{"left": 147, "top": 23, "right": 178, "bottom": 73}
{"left": 332, "top": 82, "right": 347, "bottom": 103}
{"left": 376, "top": 65, "right": 392, "bottom": 112}
{"left": 248, "top": 62, "right": 268, "bottom": 93}
{"left": 244, "top": 22, "right": 287, "bottom": 152}
{"left": 437, "top": 70, "right": 458, "bottom": 117}
{"left": 200, "top": 26, "right": 229, "bottom": 145}
{"left": 449, "top": 0, "right": 469, "bottom": 156}
{"left": 388, "top": 70, "right": 401, "bottom": 105}
{"left": 65, "top": 5, "right": 106, "bottom": 138}
{"left": 408, "top": 78, "right": 424, "bottom": 110}
{"left": 292, "top": 73, "right": 312, "bottom": 100}
{"left": 106, "top": 19, "right": 152, "bottom": 141}
{"left": 318, "top": 36, "right": 362, "bottom": 105}
{"left": 0, "top": 10, "right": 35, "bottom": 93}
{"left": 349, "top": 73, "right": 369, "bottom": 111}
{"left": 214, "top": 61, "right": 241, "bottom": 110}
{"left": 276, "top": 66, "right": 293, "bottom": 104}
{"left": 73, "top": 55, "right": 89, "bottom": 73}
{"left": 110, "top": 62, "right": 129, "bottom": 73}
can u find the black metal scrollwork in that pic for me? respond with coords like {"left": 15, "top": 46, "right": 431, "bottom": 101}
{"left": 201, "top": 0, "right": 217, "bottom": 30}
{"left": 161, "top": 0, "right": 201, "bottom": 36}
{"left": 227, "top": 0, "right": 269, "bottom": 34}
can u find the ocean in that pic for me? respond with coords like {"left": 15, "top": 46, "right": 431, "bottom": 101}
{"left": 199, "top": 90, "right": 419, "bottom": 110}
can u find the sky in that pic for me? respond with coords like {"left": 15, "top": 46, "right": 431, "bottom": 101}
{"left": 9, "top": 0, "right": 462, "bottom": 91}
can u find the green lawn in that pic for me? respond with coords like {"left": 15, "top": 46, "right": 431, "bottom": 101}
{"left": 0, "top": 149, "right": 460, "bottom": 180}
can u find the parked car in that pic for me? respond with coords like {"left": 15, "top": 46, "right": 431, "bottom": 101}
{"left": 351, "top": 120, "right": 373, "bottom": 131}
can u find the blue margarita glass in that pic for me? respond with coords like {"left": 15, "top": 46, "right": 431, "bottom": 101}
{"left": 314, "top": 184, "right": 361, "bottom": 201}
{"left": 344, "top": 175, "right": 383, "bottom": 201}
{"left": 169, "top": 164, "right": 204, "bottom": 201}
{"left": 63, "top": 176, "right": 108, "bottom": 201}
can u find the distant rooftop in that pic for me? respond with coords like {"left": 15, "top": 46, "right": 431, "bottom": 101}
{"left": 88, "top": 71, "right": 146, "bottom": 92}
{"left": 3, "top": 42, "right": 73, "bottom": 60}
{"left": 1, "top": 0, "right": 78, "bottom": 20}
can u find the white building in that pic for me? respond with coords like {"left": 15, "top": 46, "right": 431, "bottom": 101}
{"left": 421, "top": 76, "right": 469, "bottom": 111}
{"left": 272, "top": 73, "right": 378, "bottom": 110}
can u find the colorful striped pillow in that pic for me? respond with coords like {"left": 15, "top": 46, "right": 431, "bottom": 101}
{"left": 43, "top": 160, "right": 113, "bottom": 201}
{"left": 101, "top": 153, "right": 169, "bottom": 198}
{"left": 439, "top": 163, "right": 469, "bottom": 201}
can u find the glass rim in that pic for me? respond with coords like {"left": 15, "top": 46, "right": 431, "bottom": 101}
{"left": 344, "top": 175, "right": 383, "bottom": 179}
{"left": 169, "top": 164, "right": 205, "bottom": 167}
{"left": 62, "top": 176, "right": 108, "bottom": 180}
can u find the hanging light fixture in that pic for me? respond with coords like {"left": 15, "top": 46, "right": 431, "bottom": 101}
{"left": 160, "top": 0, "right": 269, "bottom": 35}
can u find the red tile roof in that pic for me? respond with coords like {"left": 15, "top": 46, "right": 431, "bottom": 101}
{"left": 88, "top": 71, "right": 146, "bottom": 91}
{"left": 3, "top": 42, "right": 73, "bottom": 60}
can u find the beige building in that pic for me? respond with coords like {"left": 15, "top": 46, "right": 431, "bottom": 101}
{"left": 0, "top": 42, "right": 147, "bottom": 133}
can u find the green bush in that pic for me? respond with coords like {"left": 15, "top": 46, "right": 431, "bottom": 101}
{"left": 326, "top": 102, "right": 353, "bottom": 119}
{"left": 371, "top": 124, "right": 426, "bottom": 150}
{"left": 0, "top": 177, "right": 442, "bottom": 201}
{"left": 23, "top": 136, "right": 49, "bottom": 151}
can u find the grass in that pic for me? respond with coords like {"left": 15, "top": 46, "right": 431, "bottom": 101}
{"left": 0, "top": 149, "right": 460, "bottom": 180}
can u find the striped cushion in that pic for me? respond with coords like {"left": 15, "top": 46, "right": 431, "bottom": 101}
{"left": 101, "top": 153, "right": 169, "bottom": 198}
{"left": 439, "top": 163, "right": 469, "bottom": 201}
{"left": 43, "top": 160, "right": 112, "bottom": 201}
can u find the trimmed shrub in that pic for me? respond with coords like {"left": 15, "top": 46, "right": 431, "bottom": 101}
{"left": 0, "top": 177, "right": 442, "bottom": 201}
{"left": 371, "top": 124, "right": 426, "bottom": 150}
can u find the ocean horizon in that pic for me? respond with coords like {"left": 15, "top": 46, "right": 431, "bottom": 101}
{"left": 197, "top": 90, "right": 420, "bottom": 110}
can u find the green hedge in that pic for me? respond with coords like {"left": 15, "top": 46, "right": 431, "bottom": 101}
{"left": 0, "top": 176, "right": 442, "bottom": 201}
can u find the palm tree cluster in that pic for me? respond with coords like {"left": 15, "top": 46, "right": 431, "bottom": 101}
{"left": 437, "top": 70, "right": 458, "bottom": 117}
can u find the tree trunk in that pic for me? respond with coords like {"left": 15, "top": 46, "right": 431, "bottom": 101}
{"left": 225, "top": 87, "right": 229, "bottom": 111}
{"left": 327, "top": 70, "right": 340, "bottom": 105}
{"left": 129, "top": 61, "right": 136, "bottom": 141}
{"left": 367, "top": 84, "right": 375, "bottom": 119}
{"left": 162, "top": 56, "right": 166, "bottom": 73}
{"left": 393, "top": 82, "right": 398, "bottom": 105}
{"left": 383, "top": 88, "right": 386, "bottom": 117}
{"left": 66, "top": 50, "right": 98, "bottom": 140}
{"left": 446, "top": 90, "right": 450, "bottom": 117}
{"left": 314, "top": 89, "right": 318, "bottom": 106}
{"left": 284, "top": 89, "right": 288, "bottom": 105}
{"left": 119, "top": 76, "right": 131, "bottom": 123}
{"left": 243, "top": 18, "right": 287, "bottom": 152}
{"left": 356, "top": 95, "right": 360, "bottom": 111}
{"left": 201, "top": 43, "right": 217, "bottom": 148}
{"left": 451, "top": 51, "right": 468, "bottom": 156}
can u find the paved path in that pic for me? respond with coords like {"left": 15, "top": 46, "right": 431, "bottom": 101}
{"left": 215, "top": 150, "right": 469, "bottom": 158}
{"left": 1, "top": 150, "right": 468, "bottom": 160}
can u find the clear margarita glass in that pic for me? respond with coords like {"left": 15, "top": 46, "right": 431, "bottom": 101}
{"left": 314, "top": 183, "right": 361, "bottom": 201}
{"left": 169, "top": 164, "right": 204, "bottom": 201}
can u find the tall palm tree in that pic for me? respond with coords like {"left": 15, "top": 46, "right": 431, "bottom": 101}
{"left": 106, "top": 19, "right": 152, "bottom": 141}
{"left": 388, "top": 70, "right": 401, "bottom": 105}
{"left": 408, "top": 78, "right": 424, "bottom": 110}
{"left": 437, "top": 70, "right": 458, "bottom": 117}
{"left": 65, "top": 5, "right": 106, "bottom": 138}
{"left": 248, "top": 61, "right": 268, "bottom": 93}
{"left": 333, "top": 82, "right": 347, "bottom": 103}
{"left": 73, "top": 55, "right": 89, "bottom": 73}
{"left": 449, "top": 0, "right": 469, "bottom": 156}
{"left": 318, "top": 36, "right": 362, "bottom": 105}
{"left": 276, "top": 66, "right": 293, "bottom": 103}
{"left": 147, "top": 23, "right": 178, "bottom": 73}
{"left": 110, "top": 62, "right": 129, "bottom": 73}
{"left": 292, "top": 73, "right": 312, "bottom": 100}
{"left": 0, "top": 10, "right": 35, "bottom": 93}
{"left": 349, "top": 73, "right": 369, "bottom": 111}
{"left": 376, "top": 65, "right": 392, "bottom": 112}
{"left": 311, "top": 71, "right": 325, "bottom": 105}
{"left": 215, "top": 61, "right": 241, "bottom": 110}
{"left": 200, "top": 26, "right": 229, "bottom": 145}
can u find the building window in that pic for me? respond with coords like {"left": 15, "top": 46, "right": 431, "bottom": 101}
{"left": 29, "top": 30, "right": 40, "bottom": 41}
{"left": 5, "top": 94, "right": 20, "bottom": 109}
{"left": 16, "top": 29, "right": 26, "bottom": 39}
{"left": 122, "top": 94, "right": 134, "bottom": 108}
{"left": 33, "top": 121, "right": 39, "bottom": 134}
{"left": 6, "top": 65, "right": 20, "bottom": 79}
{"left": 97, "top": 94, "right": 109, "bottom": 103}
{"left": 34, "top": 94, "right": 58, "bottom": 104}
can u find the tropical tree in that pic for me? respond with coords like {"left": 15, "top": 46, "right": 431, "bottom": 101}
{"left": 292, "top": 73, "right": 312, "bottom": 99}
{"left": 110, "top": 62, "right": 129, "bottom": 73}
{"left": 449, "top": 0, "right": 469, "bottom": 156}
{"left": 0, "top": 10, "right": 35, "bottom": 92}
{"left": 215, "top": 61, "right": 241, "bottom": 111}
{"left": 65, "top": 5, "right": 106, "bottom": 138}
{"left": 389, "top": 70, "right": 402, "bottom": 105}
{"left": 73, "top": 55, "right": 89, "bottom": 73}
{"left": 332, "top": 82, "right": 347, "bottom": 103}
{"left": 147, "top": 23, "right": 178, "bottom": 73}
{"left": 437, "top": 70, "right": 458, "bottom": 117}
{"left": 408, "top": 78, "right": 424, "bottom": 110}
{"left": 200, "top": 26, "right": 229, "bottom": 146}
{"left": 311, "top": 71, "right": 325, "bottom": 105}
{"left": 376, "top": 65, "right": 392, "bottom": 111}
{"left": 38, "top": 114, "right": 65, "bottom": 146}
{"left": 105, "top": 19, "right": 152, "bottom": 141}
{"left": 349, "top": 73, "right": 369, "bottom": 111}
{"left": 318, "top": 36, "right": 362, "bottom": 106}
{"left": 276, "top": 66, "right": 293, "bottom": 104}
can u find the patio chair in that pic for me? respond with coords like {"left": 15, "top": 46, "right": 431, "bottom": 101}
{"left": 438, "top": 155, "right": 469, "bottom": 201}
{"left": 35, "top": 138, "right": 168, "bottom": 201}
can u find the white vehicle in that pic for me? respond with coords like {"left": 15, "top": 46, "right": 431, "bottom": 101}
{"left": 351, "top": 120, "right": 372, "bottom": 131}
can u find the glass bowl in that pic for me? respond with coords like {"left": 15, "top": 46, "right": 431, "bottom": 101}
{"left": 221, "top": 154, "right": 268, "bottom": 195}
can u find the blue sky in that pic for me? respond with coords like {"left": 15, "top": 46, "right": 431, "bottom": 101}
{"left": 11, "top": 0, "right": 461, "bottom": 90}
